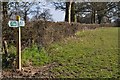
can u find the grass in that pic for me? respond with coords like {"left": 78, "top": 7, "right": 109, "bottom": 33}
{"left": 4, "top": 27, "right": 119, "bottom": 78}
{"left": 46, "top": 27, "right": 119, "bottom": 78}
{"left": 3, "top": 44, "right": 50, "bottom": 68}
{"left": 22, "top": 45, "right": 50, "bottom": 66}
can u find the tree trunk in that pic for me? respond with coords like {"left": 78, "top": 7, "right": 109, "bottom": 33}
{"left": 74, "top": 14, "right": 77, "bottom": 22}
{"left": 68, "top": 0, "right": 72, "bottom": 23}
{"left": 97, "top": 15, "right": 102, "bottom": 24}
{"left": 2, "top": 2, "right": 8, "bottom": 18}
{"left": 65, "top": 1, "right": 75, "bottom": 23}
{"left": 65, "top": 2, "right": 69, "bottom": 22}
{"left": 3, "top": 40, "right": 8, "bottom": 55}
{"left": 24, "top": 12, "right": 27, "bottom": 23}
{"left": 71, "top": 2, "right": 75, "bottom": 22}
{"left": 91, "top": 10, "right": 96, "bottom": 24}
{"left": 93, "top": 10, "right": 96, "bottom": 23}
{"left": 2, "top": 2, "right": 8, "bottom": 55}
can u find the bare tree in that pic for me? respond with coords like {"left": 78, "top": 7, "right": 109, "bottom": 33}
{"left": 68, "top": 0, "right": 72, "bottom": 23}
{"left": 31, "top": 8, "right": 53, "bottom": 21}
{"left": 53, "top": 1, "right": 76, "bottom": 22}
{"left": 8, "top": 2, "right": 37, "bottom": 22}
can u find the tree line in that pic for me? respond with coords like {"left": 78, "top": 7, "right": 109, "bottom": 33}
{"left": 1, "top": 1, "right": 120, "bottom": 45}
{"left": 53, "top": 1, "right": 120, "bottom": 24}
{"left": 1, "top": 1, "right": 120, "bottom": 46}
{"left": 2, "top": 1, "right": 120, "bottom": 23}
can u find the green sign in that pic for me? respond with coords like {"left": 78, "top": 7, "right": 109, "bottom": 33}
{"left": 8, "top": 20, "right": 25, "bottom": 27}
{"left": 8, "top": 21, "right": 18, "bottom": 27}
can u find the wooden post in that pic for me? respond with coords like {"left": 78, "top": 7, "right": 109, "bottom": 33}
{"left": 16, "top": 15, "right": 21, "bottom": 71}
{"left": 18, "top": 24, "right": 21, "bottom": 71}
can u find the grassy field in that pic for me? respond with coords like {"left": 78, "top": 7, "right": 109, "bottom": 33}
{"left": 46, "top": 27, "right": 119, "bottom": 78}
{"left": 5, "top": 27, "right": 119, "bottom": 78}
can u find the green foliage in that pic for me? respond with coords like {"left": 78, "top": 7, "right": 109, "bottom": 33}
{"left": 22, "top": 45, "right": 50, "bottom": 66}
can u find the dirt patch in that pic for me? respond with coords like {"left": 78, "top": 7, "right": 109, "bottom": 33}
{"left": 2, "top": 62, "right": 58, "bottom": 78}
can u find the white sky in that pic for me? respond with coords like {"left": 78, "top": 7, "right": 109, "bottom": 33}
{"left": 43, "top": 2, "right": 65, "bottom": 22}
{"left": 50, "top": 8, "right": 65, "bottom": 22}
{"left": 28, "top": 2, "right": 65, "bottom": 22}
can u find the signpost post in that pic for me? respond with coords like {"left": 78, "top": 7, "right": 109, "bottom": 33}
{"left": 8, "top": 15, "right": 25, "bottom": 71}
{"left": 16, "top": 15, "right": 21, "bottom": 71}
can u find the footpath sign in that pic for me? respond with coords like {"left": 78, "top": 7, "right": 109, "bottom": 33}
{"left": 8, "top": 20, "right": 25, "bottom": 27}
{"left": 8, "top": 21, "right": 18, "bottom": 27}
{"left": 8, "top": 15, "right": 25, "bottom": 71}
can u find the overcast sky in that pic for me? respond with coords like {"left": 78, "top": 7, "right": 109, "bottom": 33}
{"left": 45, "top": 2, "right": 65, "bottom": 22}
{"left": 50, "top": 8, "right": 65, "bottom": 22}
{"left": 28, "top": 2, "right": 65, "bottom": 22}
